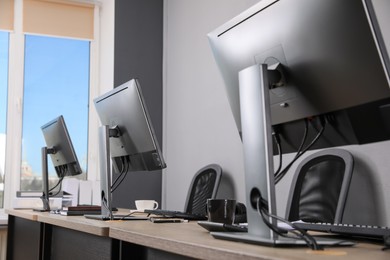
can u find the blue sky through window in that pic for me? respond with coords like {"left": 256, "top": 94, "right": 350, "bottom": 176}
{"left": 22, "top": 35, "right": 90, "bottom": 177}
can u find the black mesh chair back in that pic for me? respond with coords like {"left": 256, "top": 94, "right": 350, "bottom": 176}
{"left": 184, "top": 164, "right": 222, "bottom": 216}
{"left": 285, "top": 149, "right": 354, "bottom": 224}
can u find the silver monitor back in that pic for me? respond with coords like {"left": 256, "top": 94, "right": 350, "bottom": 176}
{"left": 208, "top": 0, "right": 390, "bottom": 133}
{"left": 207, "top": 0, "right": 389, "bottom": 246}
{"left": 41, "top": 115, "right": 82, "bottom": 177}
{"left": 90, "top": 79, "right": 166, "bottom": 220}
{"left": 93, "top": 78, "right": 166, "bottom": 172}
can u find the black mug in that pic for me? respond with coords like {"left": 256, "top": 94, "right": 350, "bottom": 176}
{"left": 207, "top": 199, "right": 236, "bottom": 224}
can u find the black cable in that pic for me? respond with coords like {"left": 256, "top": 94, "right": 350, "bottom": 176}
{"left": 275, "top": 117, "right": 326, "bottom": 184}
{"left": 50, "top": 179, "right": 64, "bottom": 197}
{"left": 111, "top": 157, "right": 126, "bottom": 189}
{"left": 256, "top": 196, "right": 322, "bottom": 250}
{"left": 294, "top": 118, "right": 310, "bottom": 159}
{"left": 49, "top": 176, "right": 63, "bottom": 192}
{"left": 111, "top": 157, "right": 127, "bottom": 192}
{"left": 111, "top": 157, "right": 130, "bottom": 193}
{"left": 118, "top": 210, "right": 146, "bottom": 221}
{"left": 274, "top": 119, "right": 308, "bottom": 180}
{"left": 294, "top": 116, "right": 326, "bottom": 161}
{"left": 49, "top": 166, "right": 65, "bottom": 195}
{"left": 47, "top": 165, "right": 67, "bottom": 199}
{"left": 272, "top": 127, "right": 283, "bottom": 175}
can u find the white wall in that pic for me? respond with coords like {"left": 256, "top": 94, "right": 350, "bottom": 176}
{"left": 163, "top": 0, "right": 390, "bottom": 226}
{"left": 163, "top": 0, "right": 259, "bottom": 211}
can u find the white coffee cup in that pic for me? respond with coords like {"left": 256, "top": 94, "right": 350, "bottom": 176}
{"left": 135, "top": 200, "right": 159, "bottom": 212}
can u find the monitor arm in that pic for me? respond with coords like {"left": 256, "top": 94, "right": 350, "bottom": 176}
{"left": 36, "top": 146, "right": 56, "bottom": 212}
{"left": 99, "top": 125, "right": 113, "bottom": 219}
{"left": 108, "top": 125, "right": 121, "bottom": 138}
{"left": 267, "top": 62, "right": 286, "bottom": 89}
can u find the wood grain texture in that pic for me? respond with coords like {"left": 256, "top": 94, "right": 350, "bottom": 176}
{"left": 109, "top": 221, "right": 389, "bottom": 260}
{"left": 37, "top": 212, "right": 110, "bottom": 236}
{"left": 6, "top": 209, "right": 110, "bottom": 236}
{"left": 5, "top": 209, "right": 38, "bottom": 221}
{"left": 7, "top": 209, "right": 390, "bottom": 260}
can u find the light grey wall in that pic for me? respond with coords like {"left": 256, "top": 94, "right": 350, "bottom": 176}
{"left": 163, "top": 0, "right": 259, "bottom": 211}
{"left": 163, "top": 0, "right": 390, "bottom": 226}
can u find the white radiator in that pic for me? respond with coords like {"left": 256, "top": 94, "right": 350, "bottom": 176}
{"left": 0, "top": 228, "right": 6, "bottom": 260}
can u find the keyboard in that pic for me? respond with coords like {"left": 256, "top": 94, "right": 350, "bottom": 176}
{"left": 293, "top": 222, "right": 390, "bottom": 240}
{"left": 144, "top": 209, "right": 207, "bottom": 220}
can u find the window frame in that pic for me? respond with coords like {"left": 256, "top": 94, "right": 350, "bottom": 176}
{"left": 0, "top": 31, "right": 9, "bottom": 210}
{"left": 1, "top": 0, "right": 114, "bottom": 220}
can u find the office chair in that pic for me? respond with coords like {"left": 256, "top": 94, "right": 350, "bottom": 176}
{"left": 184, "top": 164, "right": 222, "bottom": 216}
{"left": 285, "top": 148, "right": 354, "bottom": 224}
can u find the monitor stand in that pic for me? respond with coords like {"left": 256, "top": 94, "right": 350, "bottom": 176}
{"left": 85, "top": 125, "right": 113, "bottom": 220}
{"left": 83, "top": 125, "right": 149, "bottom": 221}
{"left": 211, "top": 64, "right": 354, "bottom": 247}
{"left": 33, "top": 147, "right": 55, "bottom": 212}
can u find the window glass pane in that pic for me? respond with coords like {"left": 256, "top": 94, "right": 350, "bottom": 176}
{"left": 0, "top": 31, "right": 9, "bottom": 208}
{"left": 21, "top": 35, "right": 89, "bottom": 191}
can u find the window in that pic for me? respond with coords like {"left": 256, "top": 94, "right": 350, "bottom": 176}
{"left": 0, "top": 0, "right": 112, "bottom": 214}
{"left": 0, "top": 0, "right": 114, "bottom": 215}
{"left": 0, "top": 31, "right": 9, "bottom": 208}
{"left": 21, "top": 35, "right": 90, "bottom": 191}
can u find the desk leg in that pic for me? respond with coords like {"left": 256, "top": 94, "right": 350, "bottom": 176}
{"left": 119, "top": 240, "right": 147, "bottom": 259}
{"left": 119, "top": 241, "right": 195, "bottom": 260}
{"left": 49, "top": 225, "right": 119, "bottom": 260}
{"left": 41, "top": 223, "right": 52, "bottom": 260}
{"left": 6, "top": 216, "right": 42, "bottom": 260}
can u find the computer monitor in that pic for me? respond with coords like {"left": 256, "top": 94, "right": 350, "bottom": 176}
{"left": 37, "top": 115, "right": 82, "bottom": 211}
{"left": 90, "top": 78, "right": 166, "bottom": 220}
{"left": 208, "top": 0, "right": 390, "bottom": 134}
{"left": 207, "top": 0, "right": 390, "bottom": 246}
{"left": 94, "top": 79, "right": 166, "bottom": 173}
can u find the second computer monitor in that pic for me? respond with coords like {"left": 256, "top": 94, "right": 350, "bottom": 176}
{"left": 41, "top": 115, "right": 82, "bottom": 177}
{"left": 94, "top": 78, "right": 166, "bottom": 173}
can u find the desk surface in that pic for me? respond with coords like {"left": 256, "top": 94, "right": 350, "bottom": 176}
{"left": 6, "top": 209, "right": 390, "bottom": 260}
{"left": 109, "top": 220, "right": 388, "bottom": 260}
{"left": 6, "top": 209, "right": 38, "bottom": 221}
{"left": 6, "top": 209, "right": 110, "bottom": 236}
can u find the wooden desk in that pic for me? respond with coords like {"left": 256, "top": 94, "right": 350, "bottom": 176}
{"left": 6, "top": 209, "right": 118, "bottom": 260}
{"left": 6, "top": 209, "right": 390, "bottom": 260}
{"left": 109, "top": 220, "right": 389, "bottom": 260}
